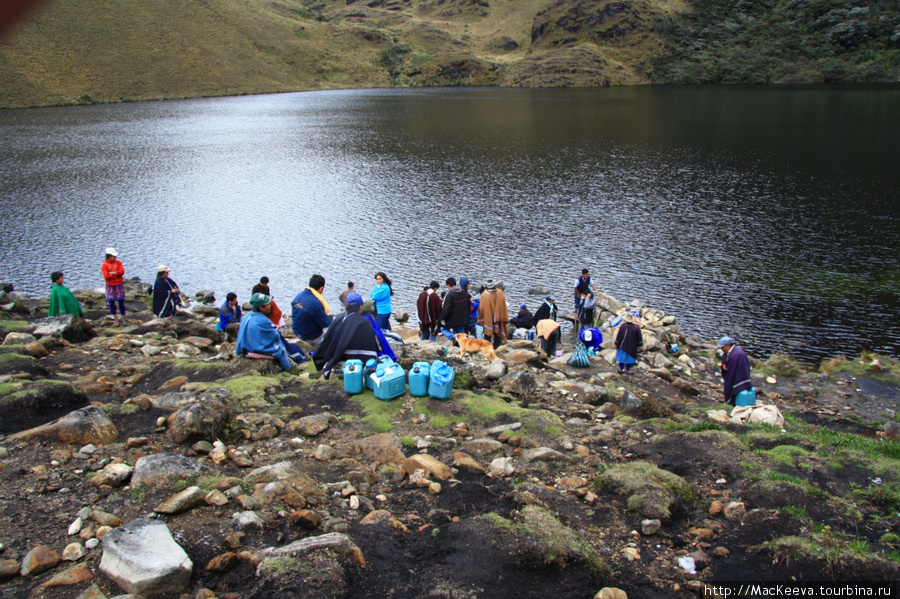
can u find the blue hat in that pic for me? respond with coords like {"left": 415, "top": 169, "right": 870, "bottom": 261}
{"left": 520, "top": 303, "right": 526, "bottom": 309}
{"left": 346, "top": 292, "right": 364, "bottom": 307}
{"left": 460, "top": 277, "right": 469, "bottom": 289}
{"left": 545, "top": 294, "right": 555, "bottom": 301}
{"left": 717, "top": 336, "right": 735, "bottom": 348}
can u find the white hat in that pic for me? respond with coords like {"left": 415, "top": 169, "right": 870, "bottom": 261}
{"left": 104, "top": 247, "right": 118, "bottom": 257}
{"left": 156, "top": 264, "right": 171, "bottom": 273}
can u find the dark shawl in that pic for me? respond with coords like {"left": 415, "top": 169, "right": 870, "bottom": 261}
{"left": 614, "top": 322, "right": 643, "bottom": 360}
{"left": 313, "top": 312, "right": 381, "bottom": 379}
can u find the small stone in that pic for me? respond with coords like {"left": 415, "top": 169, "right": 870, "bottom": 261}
{"left": 205, "top": 552, "right": 239, "bottom": 573}
{"left": 68, "top": 517, "right": 84, "bottom": 536}
{"left": 595, "top": 588, "right": 628, "bottom": 599}
{"left": 205, "top": 489, "right": 229, "bottom": 506}
{"left": 21, "top": 545, "right": 60, "bottom": 576}
{"left": 314, "top": 444, "right": 335, "bottom": 461}
{"left": 428, "top": 482, "right": 442, "bottom": 495}
{"left": 224, "top": 532, "right": 244, "bottom": 550}
{"left": 289, "top": 509, "right": 321, "bottom": 530}
{"left": 723, "top": 501, "right": 746, "bottom": 522}
{"left": 158, "top": 375, "right": 188, "bottom": 391}
{"left": 0, "top": 559, "right": 19, "bottom": 580}
{"left": 84, "top": 538, "right": 100, "bottom": 550}
{"left": 62, "top": 543, "right": 87, "bottom": 561}
{"left": 641, "top": 519, "right": 661, "bottom": 535}
{"left": 40, "top": 562, "right": 93, "bottom": 587}
{"left": 713, "top": 546, "right": 730, "bottom": 557}
{"left": 709, "top": 500, "right": 723, "bottom": 517}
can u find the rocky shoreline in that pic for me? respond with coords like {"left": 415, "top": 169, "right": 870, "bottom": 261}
{"left": 1, "top": 280, "right": 899, "bottom": 599}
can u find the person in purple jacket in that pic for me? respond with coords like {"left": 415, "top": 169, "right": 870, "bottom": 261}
{"left": 718, "top": 336, "right": 753, "bottom": 405}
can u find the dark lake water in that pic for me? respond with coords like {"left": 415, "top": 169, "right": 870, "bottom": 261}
{"left": 1, "top": 85, "right": 899, "bottom": 364}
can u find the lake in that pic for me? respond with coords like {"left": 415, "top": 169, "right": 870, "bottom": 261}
{"left": 1, "top": 85, "right": 898, "bottom": 364}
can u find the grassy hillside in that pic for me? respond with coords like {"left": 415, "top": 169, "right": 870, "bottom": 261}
{"left": 1, "top": 0, "right": 898, "bottom": 108}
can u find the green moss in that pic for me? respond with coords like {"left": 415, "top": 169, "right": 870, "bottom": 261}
{"left": 0, "top": 382, "right": 20, "bottom": 395}
{"left": 175, "top": 360, "right": 233, "bottom": 373}
{"left": 258, "top": 556, "right": 302, "bottom": 576}
{"left": 479, "top": 507, "right": 611, "bottom": 577}
{"left": 599, "top": 461, "right": 694, "bottom": 519}
{"left": 778, "top": 505, "right": 808, "bottom": 519}
{"left": 117, "top": 403, "right": 139, "bottom": 415}
{"left": 762, "top": 445, "right": 813, "bottom": 467}
{"left": 0, "top": 320, "right": 34, "bottom": 332}
{"left": 400, "top": 435, "right": 416, "bottom": 447}
{"left": 760, "top": 527, "right": 891, "bottom": 570}
{"left": 349, "top": 392, "right": 405, "bottom": 432}
{"left": 880, "top": 533, "right": 900, "bottom": 545}
{"left": 185, "top": 374, "right": 289, "bottom": 406}
{"left": 756, "top": 352, "right": 803, "bottom": 377}
{"left": 0, "top": 352, "right": 34, "bottom": 364}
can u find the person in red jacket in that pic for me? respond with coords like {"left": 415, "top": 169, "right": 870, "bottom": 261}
{"left": 416, "top": 281, "right": 442, "bottom": 341}
{"left": 101, "top": 247, "right": 126, "bottom": 326}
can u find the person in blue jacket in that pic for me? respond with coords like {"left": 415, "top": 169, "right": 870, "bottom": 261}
{"left": 370, "top": 271, "right": 394, "bottom": 331}
{"left": 217, "top": 292, "right": 242, "bottom": 340}
{"left": 236, "top": 293, "right": 294, "bottom": 371}
{"left": 291, "top": 274, "right": 334, "bottom": 343}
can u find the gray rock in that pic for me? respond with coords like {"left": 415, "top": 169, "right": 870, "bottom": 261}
{"left": 528, "top": 286, "right": 551, "bottom": 296}
{"left": 155, "top": 486, "right": 206, "bottom": 514}
{"left": 484, "top": 422, "right": 522, "bottom": 435}
{"left": 392, "top": 309, "right": 410, "bottom": 323}
{"left": 652, "top": 353, "right": 674, "bottom": 369}
{"left": 2, "top": 332, "right": 36, "bottom": 345}
{"left": 549, "top": 381, "right": 609, "bottom": 405}
{"left": 233, "top": 511, "right": 265, "bottom": 530}
{"left": 131, "top": 454, "right": 215, "bottom": 489}
{"left": 462, "top": 438, "right": 504, "bottom": 456}
{"left": 194, "top": 290, "right": 216, "bottom": 304}
{"left": 649, "top": 368, "right": 674, "bottom": 383}
{"left": 99, "top": 518, "right": 192, "bottom": 595}
{"left": 499, "top": 370, "right": 535, "bottom": 394}
{"left": 522, "top": 447, "right": 571, "bottom": 463}
{"left": 488, "top": 457, "right": 515, "bottom": 477}
{"left": 166, "top": 399, "right": 231, "bottom": 444}
{"left": 31, "top": 314, "right": 96, "bottom": 343}
{"left": 641, "top": 518, "right": 662, "bottom": 535}
{"left": 620, "top": 391, "right": 643, "bottom": 412}
{"left": 484, "top": 359, "right": 508, "bottom": 380}
{"left": 8, "top": 405, "right": 118, "bottom": 446}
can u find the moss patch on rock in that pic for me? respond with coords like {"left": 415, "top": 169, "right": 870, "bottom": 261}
{"left": 598, "top": 461, "right": 694, "bottom": 520}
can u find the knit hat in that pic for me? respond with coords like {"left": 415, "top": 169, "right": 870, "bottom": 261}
{"left": 249, "top": 292, "right": 272, "bottom": 308}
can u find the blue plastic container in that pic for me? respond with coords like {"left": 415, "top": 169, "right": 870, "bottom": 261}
{"left": 428, "top": 360, "right": 455, "bottom": 400}
{"left": 372, "top": 361, "right": 406, "bottom": 401}
{"left": 408, "top": 361, "right": 430, "bottom": 397}
{"left": 364, "top": 359, "right": 377, "bottom": 390}
{"left": 343, "top": 359, "right": 364, "bottom": 395}
{"left": 735, "top": 387, "right": 757, "bottom": 407}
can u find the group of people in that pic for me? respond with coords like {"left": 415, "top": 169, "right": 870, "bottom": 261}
{"left": 46, "top": 254, "right": 754, "bottom": 404}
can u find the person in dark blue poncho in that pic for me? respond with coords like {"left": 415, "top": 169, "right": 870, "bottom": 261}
{"left": 718, "top": 336, "right": 753, "bottom": 405}
{"left": 314, "top": 293, "right": 386, "bottom": 379}
{"left": 152, "top": 265, "right": 182, "bottom": 318}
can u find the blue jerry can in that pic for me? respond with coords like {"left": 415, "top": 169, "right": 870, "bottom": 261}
{"left": 343, "top": 359, "right": 364, "bottom": 395}
{"left": 408, "top": 361, "right": 430, "bottom": 397}
{"left": 372, "top": 361, "right": 406, "bottom": 401}
{"left": 364, "top": 359, "right": 377, "bottom": 390}
{"left": 428, "top": 360, "right": 455, "bottom": 400}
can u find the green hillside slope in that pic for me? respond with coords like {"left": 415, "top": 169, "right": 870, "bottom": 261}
{"left": 0, "top": 0, "right": 897, "bottom": 108}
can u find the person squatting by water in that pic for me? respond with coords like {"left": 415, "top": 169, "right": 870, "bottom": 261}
{"left": 101, "top": 247, "right": 126, "bottom": 325}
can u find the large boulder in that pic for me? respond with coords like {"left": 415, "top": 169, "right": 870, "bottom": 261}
{"left": 166, "top": 398, "right": 232, "bottom": 444}
{"left": 99, "top": 518, "right": 192, "bottom": 595}
{"left": 131, "top": 454, "right": 215, "bottom": 490}
{"left": 8, "top": 405, "right": 117, "bottom": 445}
{"left": 31, "top": 315, "right": 96, "bottom": 343}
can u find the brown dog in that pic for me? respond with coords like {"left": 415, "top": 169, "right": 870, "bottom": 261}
{"left": 455, "top": 333, "right": 498, "bottom": 361}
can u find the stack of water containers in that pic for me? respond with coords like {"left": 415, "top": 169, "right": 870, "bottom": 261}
{"left": 343, "top": 357, "right": 455, "bottom": 401}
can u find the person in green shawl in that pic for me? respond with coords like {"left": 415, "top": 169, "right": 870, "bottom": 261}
{"left": 48, "top": 271, "right": 83, "bottom": 317}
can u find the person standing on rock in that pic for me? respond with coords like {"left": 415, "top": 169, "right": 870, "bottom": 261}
{"left": 615, "top": 312, "right": 643, "bottom": 374}
{"left": 370, "top": 272, "right": 394, "bottom": 331}
{"left": 573, "top": 268, "right": 598, "bottom": 311}
{"left": 339, "top": 281, "right": 355, "bottom": 309}
{"left": 478, "top": 279, "right": 509, "bottom": 349}
{"left": 152, "top": 265, "right": 182, "bottom": 318}
{"left": 718, "top": 336, "right": 753, "bottom": 406}
{"left": 416, "top": 280, "right": 442, "bottom": 341}
{"left": 440, "top": 277, "right": 471, "bottom": 343}
{"left": 48, "top": 271, "right": 83, "bottom": 317}
{"left": 533, "top": 294, "right": 558, "bottom": 324}
{"left": 101, "top": 247, "right": 126, "bottom": 326}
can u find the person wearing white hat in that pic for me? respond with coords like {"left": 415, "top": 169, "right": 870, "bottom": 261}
{"left": 152, "top": 264, "right": 182, "bottom": 318}
{"left": 101, "top": 247, "right": 126, "bottom": 326}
